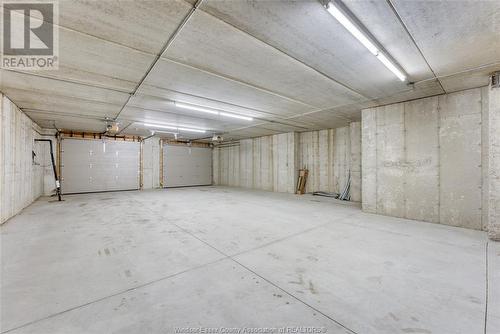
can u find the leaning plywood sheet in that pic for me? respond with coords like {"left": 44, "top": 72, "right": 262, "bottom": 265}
{"left": 298, "top": 131, "right": 318, "bottom": 193}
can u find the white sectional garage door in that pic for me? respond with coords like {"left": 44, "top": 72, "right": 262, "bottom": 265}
{"left": 163, "top": 145, "right": 212, "bottom": 187}
{"left": 61, "top": 139, "right": 140, "bottom": 194}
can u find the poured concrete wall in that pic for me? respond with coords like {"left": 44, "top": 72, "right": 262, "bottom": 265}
{"left": 214, "top": 133, "right": 297, "bottom": 193}
{"left": 350, "top": 123, "right": 362, "bottom": 202}
{"left": 298, "top": 123, "right": 361, "bottom": 201}
{"left": 362, "top": 87, "right": 488, "bottom": 230}
{"left": 214, "top": 144, "right": 240, "bottom": 187}
{"left": 488, "top": 83, "right": 500, "bottom": 240}
{"left": 272, "top": 132, "right": 299, "bottom": 193}
{"left": 0, "top": 94, "right": 52, "bottom": 224}
{"left": 214, "top": 127, "right": 360, "bottom": 199}
{"left": 142, "top": 136, "right": 160, "bottom": 189}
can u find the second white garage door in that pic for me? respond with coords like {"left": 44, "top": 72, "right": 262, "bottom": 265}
{"left": 163, "top": 145, "right": 212, "bottom": 187}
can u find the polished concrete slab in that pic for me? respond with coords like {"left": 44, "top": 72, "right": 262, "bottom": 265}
{"left": 1, "top": 186, "right": 497, "bottom": 334}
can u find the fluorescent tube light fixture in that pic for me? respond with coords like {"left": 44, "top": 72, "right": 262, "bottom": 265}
{"left": 326, "top": 1, "right": 406, "bottom": 81}
{"left": 219, "top": 112, "right": 253, "bottom": 121}
{"left": 174, "top": 102, "right": 253, "bottom": 121}
{"left": 175, "top": 102, "right": 218, "bottom": 115}
{"left": 144, "top": 123, "right": 206, "bottom": 133}
{"left": 177, "top": 127, "right": 205, "bottom": 133}
{"left": 375, "top": 53, "right": 406, "bottom": 82}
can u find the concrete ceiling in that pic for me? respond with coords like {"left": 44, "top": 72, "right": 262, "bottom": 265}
{"left": 1, "top": 0, "right": 498, "bottom": 141}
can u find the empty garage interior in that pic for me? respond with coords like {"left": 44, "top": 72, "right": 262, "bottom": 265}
{"left": 1, "top": 0, "right": 500, "bottom": 333}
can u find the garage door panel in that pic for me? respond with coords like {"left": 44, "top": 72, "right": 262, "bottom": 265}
{"left": 61, "top": 139, "right": 140, "bottom": 194}
{"left": 163, "top": 145, "right": 212, "bottom": 187}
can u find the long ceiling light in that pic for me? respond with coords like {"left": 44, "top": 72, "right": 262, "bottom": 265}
{"left": 174, "top": 102, "right": 253, "bottom": 121}
{"left": 143, "top": 123, "right": 206, "bottom": 133}
{"left": 325, "top": 1, "right": 407, "bottom": 81}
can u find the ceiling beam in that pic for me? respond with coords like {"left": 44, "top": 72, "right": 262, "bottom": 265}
{"left": 193, "top": 0, "right": 371, "bottom": 101}
{"left": 114, "top": 0, "right": 206, "bottom": 128}
{"left": 162, "top": 57, "right": 320, "bottom": 109}
{"left": 1, "top": 69, "right": 132, "bottom": 94}
{"left": 136, "top": 83, "right": 313, "bottom": 119}
{"left": 21, "top": 107, "right": 312, "bottom": 133}
{"left": 385, "top": 0, "right": 446, "bottom": 93}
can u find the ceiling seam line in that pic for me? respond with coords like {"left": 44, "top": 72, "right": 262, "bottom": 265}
{"left": 124, "top": 104, "right": 304, "bottom": 127}
{"left": 128, "top": 109, "right": 291, "bottom": 127}
{"left": 22, "top": 108, "right": 221, "bottom": 130}
{"left": 9, "top": 9, "right": 159, "bottom": 56}
{"left": 287, "top": 113, "right": 352, "bottom": 123}
{"left": 3, "top": 69, "right": 316, "bottom": 121}
{"left": 232, "top": 122, "right": 311, "bottom": 132}
{"left": 410, "top": 61, "right": 500, "bottom": 85}
{"left": 285, "top": 107, "right": 353, "bottom": 120}
{"left": 282, "top": 100, "right": 370, "bottom": 120}
{"left": 2, "top": 69, "right": 132, "bottom": 94}
{"left": 305, "top": 60, "right": 498, "bottom": 116}
{"left": 22, "top": 108, "right": 114, "bottom": 121}
{"left": 24, "top": 107, "right": 312, "bottom": 133}
{"left": 117, "top": 122, "right": 133, "bottom": 135}
{"left": 5, "top": 65, "right": 140, "bottom": 89}
{"left": 195, "top": 5, "right": 371, "bottom": 101}
{"left": 218, "top": 120, "right": 311, "bottom": 134}
{"left": 131, "top": 88, "right": 316, "bottom": 120}
{"left": 362, "top": 92, "right": 447, "bottom": 110}
{"left": 385, "top": 0, "right": 446, "bottom": 93}
{"left": 114, "top": 0, "right": 206, "bottom": 126}
{"left": 137, "top": 82, "right": 309, "bottom": 114}
{"left": 9, "top": 92, "right": 129, "bottom": 107}
{"left": 162, "top": 57, "right": 320, "bottom": 109}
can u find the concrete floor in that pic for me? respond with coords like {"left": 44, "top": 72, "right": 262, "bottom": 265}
{"left": 1, "top": 187, "right": 498, "bottom": 334}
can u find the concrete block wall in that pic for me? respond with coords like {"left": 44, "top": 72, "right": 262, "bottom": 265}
{"left": 361, "top": 87, "right": 488, "bottom": 230}
{"left": 1, "top": 94, "right": 52, "bottom": 223}
{"left": 142, "top": 136, "right": 160, "bottom": 189}
{"left": 298, "top": 123, "right": 361, "bottom": 201}
{"left": 213, "top": 132, "right": 298, "bottom": 193}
